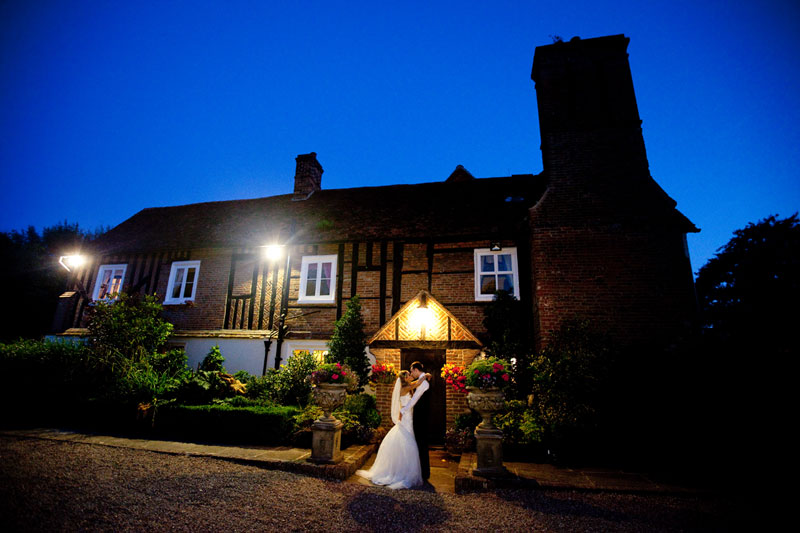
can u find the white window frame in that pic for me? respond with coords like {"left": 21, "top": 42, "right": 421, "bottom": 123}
{"left": 474, "top": 248, "right": 520, "bottom": 301}
{"left": 298, "top": 255, "right": 337, "bottom": 304}
{"left": 164, "top": 260, "right": 201, "bottom": 305}
{"left": 92, "top": 264, "right": 127, "bottom": 301}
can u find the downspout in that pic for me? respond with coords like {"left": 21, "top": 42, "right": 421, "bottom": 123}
{"left": 273, "top": 249, "right": 291, "bottom": 369}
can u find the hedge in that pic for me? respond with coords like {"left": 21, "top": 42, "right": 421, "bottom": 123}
{"left": 155, "top": 403, "right": 300, "bottom": 445}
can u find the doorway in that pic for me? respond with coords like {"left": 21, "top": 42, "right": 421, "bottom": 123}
{"left": 401, "top": 348, "right": 446, "bottom": 444}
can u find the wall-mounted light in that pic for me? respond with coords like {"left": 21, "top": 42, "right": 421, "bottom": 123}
{"left": 58, "top": 254, "right": 86, "bottom": 272}
{"left": 261, "top": 244, "right": 284, "bottom": 262}
{"left": 411, "top": 293, "right": 434, "bottom": 339}
{"left": 489, "top": 242, "right": 502, "bottom": 252}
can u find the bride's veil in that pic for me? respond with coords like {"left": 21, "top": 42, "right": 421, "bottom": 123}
{"left": 390, "top": 377, "right": 402, "bottom": 425}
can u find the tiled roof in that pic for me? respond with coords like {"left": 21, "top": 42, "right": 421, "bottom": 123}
{"left": 93, "top": 174, "right": 546, "bottom": 253}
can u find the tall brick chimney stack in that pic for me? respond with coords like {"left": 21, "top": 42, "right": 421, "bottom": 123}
{"left": 532, "top": 34, "right": 649, "bottom": 193}
{"left": 527, "top": 35, "right": 697, "bottom": 350}
{"left": 293, "top": 152, "right": 323, "bottom": 200}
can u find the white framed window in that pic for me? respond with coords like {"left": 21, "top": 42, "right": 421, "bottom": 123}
{"left": 474, "top": 248, "right": 520, "bottom": 301}
{"left": 298, "top": 255, "right": 337, "bottom": 303}
{"left": 92, "top": 264, "right": 127, "bottom": 301}
{"left": 164, "top": 260, "right": 201, "bottom": 304}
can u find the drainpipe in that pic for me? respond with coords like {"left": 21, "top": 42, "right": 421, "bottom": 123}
{"left": 273, "top": 250, "right": 291, "bottom": 369}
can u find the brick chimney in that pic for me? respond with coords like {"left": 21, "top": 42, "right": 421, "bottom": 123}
{"left": 527, "top": 35, "right": 698, "bottom": 351}
{"left": 293, "top": 152, "right": 323, "bottom": 200}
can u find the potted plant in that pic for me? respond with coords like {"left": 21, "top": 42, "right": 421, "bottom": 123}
{"left": 368, "top": 362, "right": 398, "bottom": 385}
{"left": 441, "top": 363, "right": 468, "bottom": 393}
{"left": 308, "top": 362, "right": 356, "bottom": 420}
{"left": 465, "top": 356, "right": 512, "bottom": 477}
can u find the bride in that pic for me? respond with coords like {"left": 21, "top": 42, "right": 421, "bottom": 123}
{"left": 356, "top": 370, "right": 429, "bottom": 489}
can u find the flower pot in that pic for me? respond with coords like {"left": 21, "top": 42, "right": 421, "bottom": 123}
{"left": 466, "top": 387, "right": 505, "bottom": 431}
{"left": 313, "top": 383, "right": 348, "bottom": 422}
{"left": 466, "top": 386, "right": 509, "bottom": 477}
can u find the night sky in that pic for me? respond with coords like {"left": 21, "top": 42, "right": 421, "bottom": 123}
{"left": 1, "top": 1, "right": 798, "bottom": 274}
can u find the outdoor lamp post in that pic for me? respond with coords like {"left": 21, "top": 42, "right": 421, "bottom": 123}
{"left": 260, "top": 244, "right": 285, "bottom": 376}
{"left": 58, "top": 254, "right": 90, "bottom": 299}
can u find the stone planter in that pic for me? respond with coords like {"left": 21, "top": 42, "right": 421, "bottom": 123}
{"left": 310, "top": 383, "right": 348, "bottom": 464}
{"left": 313, "top": 383, "right": 348, "bottom": 421}
{"left": 467, "top": 386, "right": 509, "bottom": 477}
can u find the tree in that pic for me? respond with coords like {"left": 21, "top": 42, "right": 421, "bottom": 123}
{"left": 0, "top": 221, "right": 104, "bottom": 341}
{"left": 327, "top": 295, "right": 369, "bottom": 390}
{"left": 693, "top": 214, "right": 799, "bottom": 481}
{"left": 482, "top": 290, "right": 533, "bottom": 400}
{"left": 695, "top": 213, "right": 799, "bottom": 356}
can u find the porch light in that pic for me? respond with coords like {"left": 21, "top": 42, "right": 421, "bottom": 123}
{"left": 490, "top": 242, "right": 502, "bottom": 251}
{"left": 411, "top": 293, "right": 434, "bottom": 338}
{"left": 58, "top": 254, "right": 86, "bottom": 272}
{"left": 262, "top": 244, "right": 284, "bottom": 262}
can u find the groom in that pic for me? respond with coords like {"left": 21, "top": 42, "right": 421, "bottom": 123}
{"left": 400, "top": 361, "right": 431, "bottom": 480}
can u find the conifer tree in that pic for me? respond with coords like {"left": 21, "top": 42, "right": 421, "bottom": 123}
{"left": 328, "top": 295, "right": 369, "bottom": 390}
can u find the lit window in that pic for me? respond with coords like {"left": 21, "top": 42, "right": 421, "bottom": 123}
{"left": 292, "top": 349, "right": 328, "bottom": 364}
{"left": 474, "top": 248, "right": 520, "bottom": 301}
{"left": 164, "top": 260, "right": 201, "bottom": 304}
{"left": 298, "top": 255, "right": 337, "bottom": 303}
{"left": 92, "top": 264, "right": 127, "bottom": 301}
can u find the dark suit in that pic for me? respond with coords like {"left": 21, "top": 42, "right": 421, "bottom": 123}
{"left": 412, "top": 386, "right": 430, "bottom": 480}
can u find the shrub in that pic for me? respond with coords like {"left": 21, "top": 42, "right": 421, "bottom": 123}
{"left": 87, "top": 293, "right": 173, "bottom": 372}
{"left": 176, "top": 346, "right": 249, "bottom": 405}
{"left": 157, "top": 403, "right": 299, "bottom": 445}
{"left": 530, "top": 318, "right": 613, "bottom": 455}
{"left": 198, "top": 345, "right": 225, "bottom": 372}
{"left": 342, "top": 393, "right": 381, "bottom": 429}
{"left": 454, "top": 411, "right": 482, "bottom": 432}
{"left": 444, "top": 428, "right": 474, "bottom": 454}
{"left": 494, "top": 400, "right": 544, "bottom": 446}
{"left": 292, "top": 403, "right": 375, "bottom": 448}
{"left": 0, "top": 339, "right": 95, "bottom": 425}
{"left": 328, "top": 295, "right": 370, "bottom": 390}
{"left": 270, "top": 350, "right": 319, "bottom": 406}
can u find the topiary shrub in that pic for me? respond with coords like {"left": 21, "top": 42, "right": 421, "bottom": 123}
{"left": 327, "top": 295, "right": 370, "bottom": 391}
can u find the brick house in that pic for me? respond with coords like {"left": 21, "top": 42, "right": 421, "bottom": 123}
{"left": 52, "top": 35, "right": 697, "bottom": 441}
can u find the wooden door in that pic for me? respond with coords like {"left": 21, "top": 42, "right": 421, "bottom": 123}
{"left": 401, "top": 348, "right": 446, "bottom": 444}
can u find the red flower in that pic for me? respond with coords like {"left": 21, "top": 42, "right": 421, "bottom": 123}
{"left": 332, "top": 374, "right": 339, "bottom": 380}
{"left": 474, "top": 369, "right": 480, "bottom": 374}
{"left": 458, "top": 375, "right": 466, "bottom": 381}
{"left": 341, "top": 371, "right": 347, "bottom": 376}
{"left": 502, "top": 373, "right": 510, "bottom": 381}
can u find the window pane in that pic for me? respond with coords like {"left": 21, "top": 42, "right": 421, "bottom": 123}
{"left": 110, "top": 275, "right": 122, "bottom": 295}
{"left": 497, "top": 274, "right": 514, "bottom": 293}
{"left": 480, "top": 275, "right": 496, "bottom": 294}
{"left": 480, "top": 255, "right": 495, "bottom": 273}
{"left": 320, "top": 279, "right": 330, "bottom": 296}
{"left": 306, "top": 278, "right": 317, "bottom": 297}
{"left": 98, "top": 270, "right": 113, "bottom": 298}
{"left": 321, "top": 262, "right": 332, "bottom": 279}
{"left": 497, "top": 254, "right": 512, "bottom": 272}
{"left": 183, "top": 268, "right": 196, "bottom": 298}
{"left": 172, "top": 268, "right": 184, "bottom": 299}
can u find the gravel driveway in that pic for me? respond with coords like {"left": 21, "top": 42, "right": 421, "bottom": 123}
{"left": 0, "top": 436, "right": 750, "bottom": 532}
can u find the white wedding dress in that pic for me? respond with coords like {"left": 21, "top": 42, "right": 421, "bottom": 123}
{"left": 356, "top": 379, "right": 422, "bottom": 489}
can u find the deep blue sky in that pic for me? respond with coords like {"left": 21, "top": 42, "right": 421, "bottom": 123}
{"left": 2, "top": 1, "right": 798, "bottom": 274}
